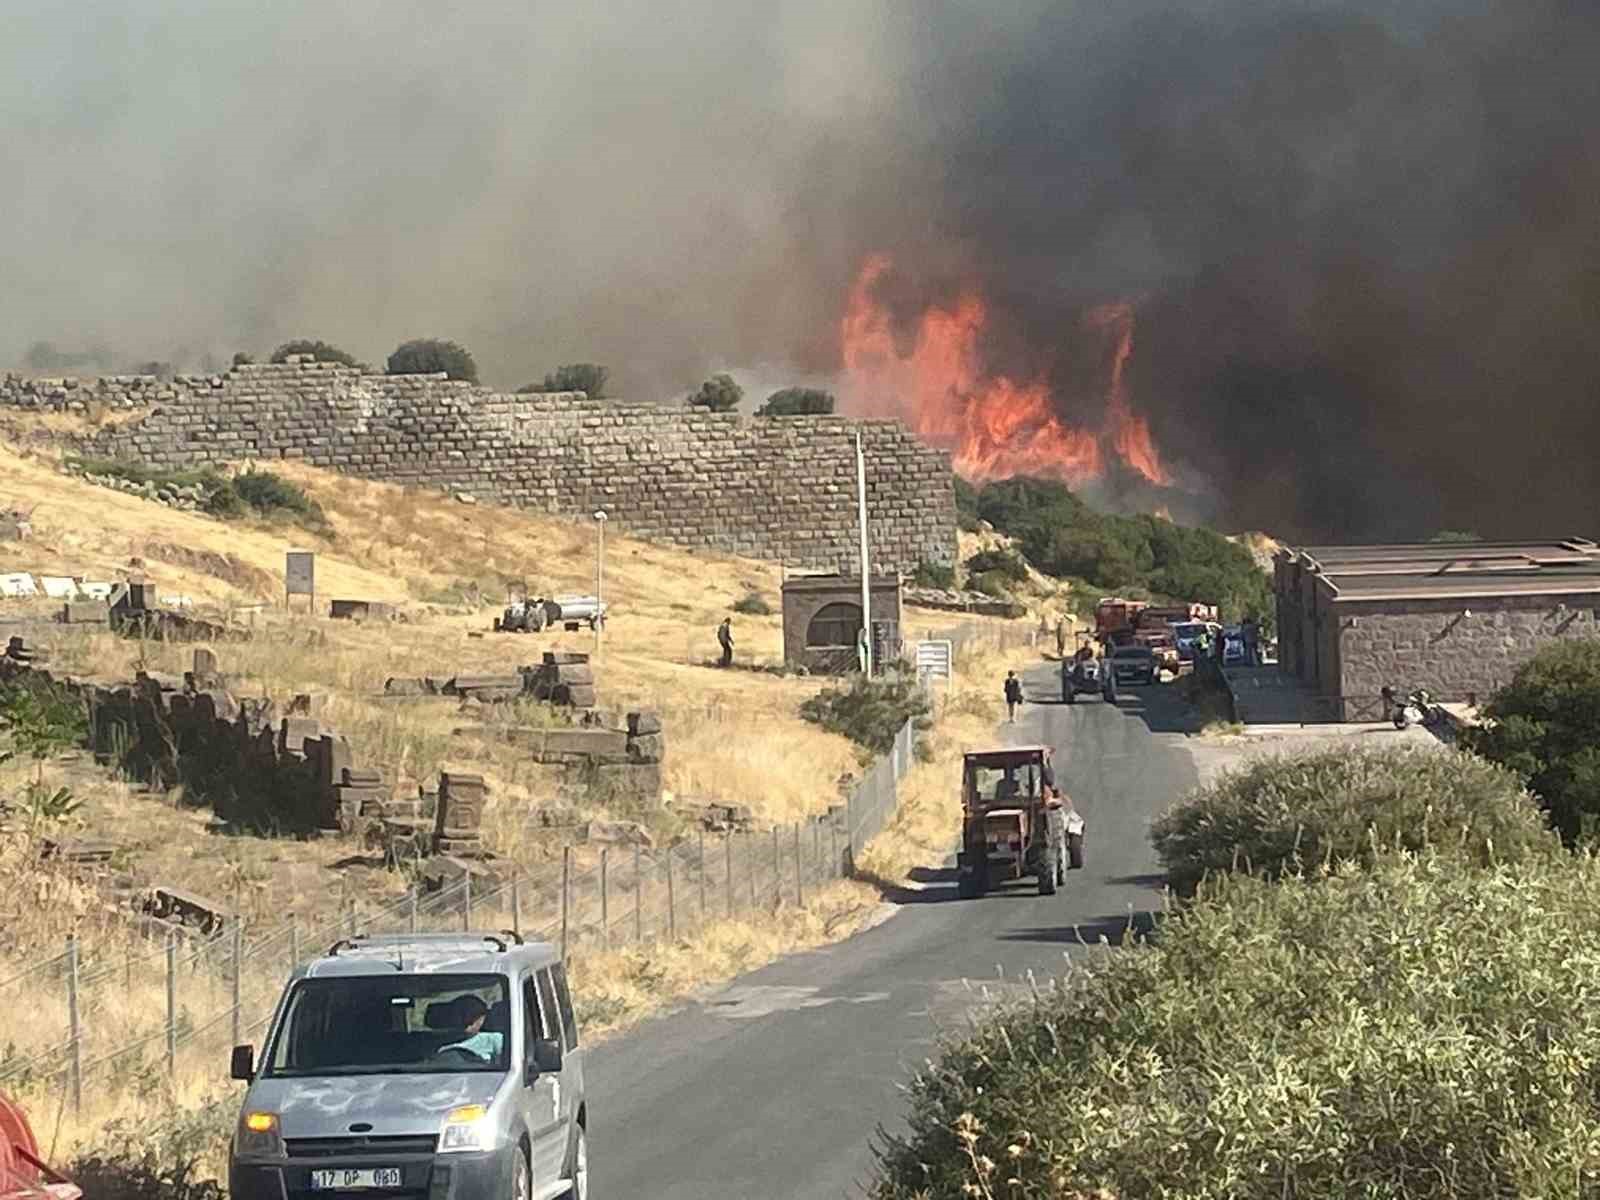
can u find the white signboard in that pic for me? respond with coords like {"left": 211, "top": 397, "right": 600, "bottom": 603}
{"left": 285, "top": 551, "right": 315, "bottom": 597}
{"left": 915, "top": 639, "right": 954, "bottom": 686}
{"left": 0, "top": 573, "right": 38, "bottom": 598}
{"left": 40, "top": 576, "right": 78, "bottom": 599}
{"left": 79, "top": 581, "right": 114, "bottom": 600}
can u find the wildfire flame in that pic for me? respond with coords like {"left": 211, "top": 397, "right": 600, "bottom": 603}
{"left": 839, "top": 255, "right": 1170, "bottom": 487}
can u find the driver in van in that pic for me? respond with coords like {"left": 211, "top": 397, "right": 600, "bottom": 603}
{"left": 438, "top": 994, "right": 503, "bottom": 1063}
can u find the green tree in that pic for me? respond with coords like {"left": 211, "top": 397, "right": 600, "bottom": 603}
{"left": 755, "top": 387, "right": 835, "bottom": 416}
{"left": 1465, "top": 639, "right": 1600, "bottom": 845}
{"left": 685, "top": 373, "right": 742, "bottom": 412}
{"left": 526, "top": 363, "right": 609, "bottom": 397}
{"left": 231, "top": 352, "right": 254, "bottom": 366}
{"left": 269, "top": 339, "right": 358, "bottom": 367}
{"left": 386, "top": 338, "right": 478, "bottom": 382}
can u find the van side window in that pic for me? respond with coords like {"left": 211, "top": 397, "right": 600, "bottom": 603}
{"left": 535, "top": 969, "right": 561, "bottom": 1047}
{"left": 551, "top": 963, "right": 579, "bottom": 1049}
{"left": 523, "top": 976, "right": 553, "bottom": 1047}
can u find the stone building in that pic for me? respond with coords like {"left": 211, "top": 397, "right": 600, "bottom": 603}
{"left": 1275, "top": 538, "right": 1600, "bottom": 718}
{"left": 780, "top": 573, "right": 904, "bottom": 674}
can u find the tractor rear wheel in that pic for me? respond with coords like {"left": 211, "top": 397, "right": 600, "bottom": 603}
{"left": 1068, "top": 832, "right": 1085, "bottom": 870}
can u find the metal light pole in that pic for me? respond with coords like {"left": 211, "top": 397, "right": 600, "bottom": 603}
{"left": 855, "top": 432, "right": 873, "bottom": 677}
{"left": 594, "top": 510, "right": 607, "bottom": 655}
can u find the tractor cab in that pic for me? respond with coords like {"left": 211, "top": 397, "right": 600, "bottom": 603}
{"left": 958, "top": 745, "right": 1082, "bottom": 898}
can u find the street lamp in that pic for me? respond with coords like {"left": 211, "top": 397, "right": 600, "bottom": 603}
{"left": 593, "top": 511, "right": 608, "bottom": 654}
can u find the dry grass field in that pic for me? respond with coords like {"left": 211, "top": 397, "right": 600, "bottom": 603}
{"left": 0, "top": 435, "right": 1044, "bottom": 1170}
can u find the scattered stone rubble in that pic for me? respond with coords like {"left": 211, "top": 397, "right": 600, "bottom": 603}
{"left": 903, "top": 585, "right": 1028, "bottom": 618}
{"left": 61, "top": 461, "right": 212, "bottom": 512}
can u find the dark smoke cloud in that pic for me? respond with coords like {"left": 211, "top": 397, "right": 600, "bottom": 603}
{"left": 4, "top": 1, "right": 1597, "bottom": 542}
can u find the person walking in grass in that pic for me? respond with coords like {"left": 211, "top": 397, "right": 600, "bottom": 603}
{"left": 717, "top": 617, "right": 734, "bottom": 668}
{"left": 1004, "top": 670, "right": 1023, "bottom": 723}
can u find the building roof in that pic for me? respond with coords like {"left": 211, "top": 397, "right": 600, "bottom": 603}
{"left": 780, "top": 572, "right": 903, "bottom": 594}
{"left": 1283, "top": 539, "right": 1600, "bottom": 603}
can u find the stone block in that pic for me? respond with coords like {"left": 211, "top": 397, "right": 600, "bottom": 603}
{"left": 584, "top": 819, "right": 654, "bottom": 848}
{"left": 536, "top": 728, "right": 629, "bottom": 760}
{"left": 61, "top": 600, "right": 110, "bottom": 625}
{"left": 343, "top": 766, "right": 384, "bottom": 787}
{"left": 279, "top": 717, "right": 322, "bottom": 757}
{"left": 556, "top": 683, "right": 597, "bottom": 708}
{"left": 627, "top": 711, "right": 662, "bottom": 736}
{"left": 626, "top": 733, "right": 665, "bottom": 763}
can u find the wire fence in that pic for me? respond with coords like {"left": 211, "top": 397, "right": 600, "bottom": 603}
{"left": 0, "top": 717, "right": 919, "bottom": 1115}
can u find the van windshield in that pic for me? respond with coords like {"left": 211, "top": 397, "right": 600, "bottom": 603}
{"left": 264, "top": 974, "right": 510, "bottom": 1077}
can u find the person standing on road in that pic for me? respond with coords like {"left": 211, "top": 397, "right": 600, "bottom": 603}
{"left": 1055, "top": 616, "right": 1067, "bottom": 660}
{"left": 717, "top": 617, "right": 733, "bottom": 668}
{"left": 1004, "top": 670, "right": 1023, "bottom": 722}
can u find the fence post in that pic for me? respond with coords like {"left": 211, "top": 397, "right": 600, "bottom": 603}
{"left": 633, "top": 843, "right": 643, "bottom": 943}
{"left": 748, "top": 831, "right": 757, "bottom": 911}
{"left": 231, "top": 920, "right": 244, "bottom": 1048}
{"left": 408, "top": 887, "right": 418, "bottom": 934}
{"left": 698, "top": 832, "right": 707, "bottom": 923}
{"left": 511, "top": 874, "right": 522, "bottom": 938}
{"left": 724, "top": 833, "right": 733, "bottom": 918}
{"left": 67, "top": 936, "right": 82, "bottom": 1115}
{"left": 289, "top": 916, "right": 299, "bottom": 972}
{"left": 165, "top": 933, "right": 177, "bottom": 1078}
{"left": 561, "top": 847, "right": 571, "bottom": 961}
{"left": 666, "top": 849, "right": 677, "bottom": 941}
{"left": 599, "top": 850, "right": 610, "bottom": 950}
{"left": 846, "top": 790, "right": 857, "bottom": 875}
{"left": 463, "top": 871, "right": 473, "bottom": 933}
{"left": 772, "top": 827, "right": 782, "bottom": 909}
{"left": 830, "top": 807, "right": 840, "bottom": 879}
{"left": 813, "top": 819, "right": 821, "bottom": 881}
{"left": 794, "top": 823, "right": 803, "bottom": 907}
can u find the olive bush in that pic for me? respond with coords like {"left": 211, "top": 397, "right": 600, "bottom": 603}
{"left": 1151, "top": 744, "right": 1557, "bottom": 896}
{"left": 873, "top": 851, "right": 1600, "bottom": 1199}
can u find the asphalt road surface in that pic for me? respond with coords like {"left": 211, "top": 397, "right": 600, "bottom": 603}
{"left": 587, "top": 661, "right": 1199, "bottom": 1199}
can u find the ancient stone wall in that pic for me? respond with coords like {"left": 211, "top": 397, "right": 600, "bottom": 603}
{"left": 1336, "top": 594, "right": 1600, "bottom": 702}
{"left": 0, "top": 362, "right": 959, "bottom": 571}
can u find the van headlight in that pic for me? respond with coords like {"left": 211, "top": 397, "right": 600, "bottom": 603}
{"left": 439, "top": 1104, "right": 492, "bottom": 1153}
{"left": 236, "top": 1111, "right": 285, "bottom": 1158}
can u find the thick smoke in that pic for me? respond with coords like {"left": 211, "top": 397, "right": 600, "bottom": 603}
{"left": 4, "top": 1, "right": 1598, "bottom": 541}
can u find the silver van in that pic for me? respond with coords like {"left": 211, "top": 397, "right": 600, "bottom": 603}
{"left": 227, "top": 932, "right": 588, "bottom": 1200}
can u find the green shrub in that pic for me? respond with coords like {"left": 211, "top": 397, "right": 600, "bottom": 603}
{"left": 233, "top": 468, "right": 327, "bottom": 528}
{"left": 386, "top": 338, "right": 478, "bottom": 382}
{"left": 799, "top": 670, "right": 931, "bottom": 756}
{"left": 68, "top": 1101, "right": 231, "bottom": 1200}
{"left": 526, "top": 363, "right": 608, "bottom": 397}
{"left": 756, "top": 387, "right": 835, "bottom": 416}
{"left": 684, "top": 373, "right": 742, "bottom": 412}
{"left": 269, "top": 338, "right": 357, "bottom": 366}
{"left": 731, "top": 591, "right": 772, "bottom": 616}
{"left": 963, "top": 548, "right": 1028, "bottom": 584}
{"left": 911, "top": 560, "right": 956, "bottom": 589}
{"left": 1466, "top": 639, "right": 1600, "bottom": 845}
{"left": 873, "top": 852, "right": 1600, "bottom": 1199}
{"left": 1151, "top": 744, "right": 1556, "bottom": 896}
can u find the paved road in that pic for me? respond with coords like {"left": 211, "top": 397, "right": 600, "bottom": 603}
{"left": 586, "top": 662, "right": 1198, "bottom": 1199}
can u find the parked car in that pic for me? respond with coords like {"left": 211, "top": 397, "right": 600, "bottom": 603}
{"left": 1110, "top": 644, "right": 1159, "bottom": 686}
{"left": 1172, "top": 621, "right": 1221, "bottom": 662}
{"left": 1222, "top": 629, "right": 1248, "bottom": 666}
{"left": 229, "top": 932, "right": 588, "bottom": 1200}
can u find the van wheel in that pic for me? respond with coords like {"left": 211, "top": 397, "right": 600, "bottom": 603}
{"left": 1068, "top": 832, "right": 1085, "bottom": 870}
{"left": 512, "top": 1139, "right": 532, "bottom": 1200}
{"left": 563, "top": 1125, "right": 588, "bottom": 1199}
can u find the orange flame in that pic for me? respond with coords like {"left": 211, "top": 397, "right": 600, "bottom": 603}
{"left": 839, "top": 255, "right": 1170, "bottom": 488}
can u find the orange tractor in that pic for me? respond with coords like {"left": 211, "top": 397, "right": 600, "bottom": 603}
{"left": 0, "top": 1092, "right": 80, "bottom": 1199}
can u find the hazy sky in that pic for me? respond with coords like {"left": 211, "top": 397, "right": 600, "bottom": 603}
{"left": 5, "top": 1, "right": 1598, "bottom": 538}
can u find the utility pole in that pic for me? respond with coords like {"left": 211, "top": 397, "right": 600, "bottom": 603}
{"left": 855, "top": 431, "right": 873, "bottom": 677}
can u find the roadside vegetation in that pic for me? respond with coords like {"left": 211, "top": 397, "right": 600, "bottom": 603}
{"left": 956, "top": 475, "right": 1272, "bottom": 624}
{"left": 64, "top": 456, "right": 329, "bottom": 532}
{"left": 1151, "top": 744, "right": 1558, "bottom": 895}
{"left": 873, "top": 850, "right": 1600, "bottom": 1199}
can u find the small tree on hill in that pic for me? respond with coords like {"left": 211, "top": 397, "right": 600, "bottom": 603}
{"left": 1465, "top": 639, "right": 1600, "bottom": 845}
{"left": 525, "top": 363, "right": 609, "bottom": 397}
{"left": 270, "top": 339, "right": 358, "bottom": 367}
{"left": 756, "top": 387, "right": 835, "bottom": 416}
{"left": 386, "top": 339, "right": 478, "bottom": 382}
{"left": 685, "top": 373, "right": 742, "bottom": 412}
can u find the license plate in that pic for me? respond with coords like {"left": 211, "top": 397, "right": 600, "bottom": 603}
{"left": 309, "top": 1167, "right": 403, "bottom": 1190}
